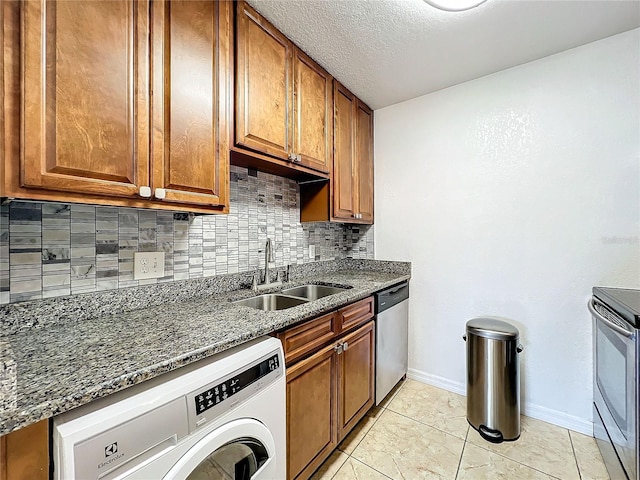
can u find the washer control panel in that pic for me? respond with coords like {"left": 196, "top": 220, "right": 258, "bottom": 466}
{"left": 194, "top": 353, "right": 280, "bottom": 415}
{"left": 186, "top": 348, "right": 283, "bottom": 432}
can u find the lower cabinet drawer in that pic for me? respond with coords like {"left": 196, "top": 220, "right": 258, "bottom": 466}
{"left": 277, "top": 312, "right": 338, "bottom": 364}
{"left": 339, "top": 296, "right": 374, "bottom": 332}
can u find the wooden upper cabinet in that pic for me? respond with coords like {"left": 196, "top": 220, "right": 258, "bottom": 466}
{"left": 332, "top": 82, "right": 356, "bottom": 220}
{"left": 235, "top": 1, "right": 292, "bottom": 160}
{"left": 5, "top": 0, "right": 229, "bottom": 212}
{"left": 293, "top": 48, "right": 332, "bottom": 174}
{"left": 151, "top": 0, "right": 229, "bottom": 207}
{"left": 355, "top": 100, "right": 374, "bottom": 223}
{"left": 234, "top": 2, "right": 332, "bottom": 175}
{"left": 21, "top": 0, "right": 150, "bottom": 197}
{"left": 299, "top": 81, "right": 374, "bottom": 224}
{"left": 329, "top": 81, "right": 374, "bottom": 224}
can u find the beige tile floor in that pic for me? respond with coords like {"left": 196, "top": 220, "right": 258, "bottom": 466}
{"left": 311, "top": 379, "right": 610, "bottom": 480}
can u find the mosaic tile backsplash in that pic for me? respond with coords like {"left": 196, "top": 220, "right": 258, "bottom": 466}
{"left": 0, "top": 166, "right": 374, "bottom": 304}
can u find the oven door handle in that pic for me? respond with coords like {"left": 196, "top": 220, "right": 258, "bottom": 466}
{"left": 588, "top": 299, "right": 634, "bottom": 338}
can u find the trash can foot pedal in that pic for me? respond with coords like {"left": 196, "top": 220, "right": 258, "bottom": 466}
{"left": 478, "top": 425, "right": 504, "bottom": 443}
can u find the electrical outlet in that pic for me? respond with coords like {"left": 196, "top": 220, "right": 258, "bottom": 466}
{"left": 309, "top": 245, "right": 316, "bottom": 259}
{"left": 134, "top": 252, "right": 165, "bottom": 280}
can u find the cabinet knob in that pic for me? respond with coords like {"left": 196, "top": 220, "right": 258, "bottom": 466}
{"left": 139, "top": 186, "right": 152, "bottom": 198}
{"left": 288, "top": 153, "right": 297, "bottom": 162}
{"left": 334, "top": 343, "right": 344, "bottom": 354}
{"left": 342, "top": 341, "right": 349, "bottom": 351}
{"left": 294, "top": 154, "right": 302, "bottom": 163}
{"left": 155, "top": 188, "right": 167, "bottom": 200}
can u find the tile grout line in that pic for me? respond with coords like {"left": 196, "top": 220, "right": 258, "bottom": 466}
{"left": 464, "top": 437, "right": 566, "bottom": 480}
{"left": 348, "top": 456, "right": 394, "bottom": 480}
{"left": 330, "top": 380, "right": 408, "bottom": 480}
{"left": 567, "top": 430, "right": 583, "bottom": 480}
{"left": 383, "top": 406, "right": 469, "bottom": 442}
{"left": 337, "top": 400, "right": 389, "bottom": 457}
{"left": 454, "top": 426, "right": 469, "bottom": 480}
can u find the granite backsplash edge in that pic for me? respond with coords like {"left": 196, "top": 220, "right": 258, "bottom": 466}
{"left": 1, "top": 259, "right": 411, "bottom": 335}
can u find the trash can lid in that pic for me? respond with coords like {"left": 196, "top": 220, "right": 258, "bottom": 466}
{"left": 466, "top": 318, "right": 519, "bottom": 340}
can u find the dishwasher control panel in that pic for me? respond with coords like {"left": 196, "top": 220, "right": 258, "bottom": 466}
{"left": 375, "top": 282, "right": 409, "bottom": 313}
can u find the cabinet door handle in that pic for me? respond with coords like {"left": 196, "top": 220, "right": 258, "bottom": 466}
{"left": 288, "top": 153, "right": 297, "bottom": 162}
{"left": 154, "top": 188, "right": 166, "bottom": 200}
{"left": 139, "top": 186, "right": 152, "bottom": 198}
{"left": 342, "top": 341, "right": 349, "bottom": 351}
{"left": 334, "top": 343, "right": 344, "bottom": 354}
{"left": 295, "top": 154, "right": 302, "bottom": 163}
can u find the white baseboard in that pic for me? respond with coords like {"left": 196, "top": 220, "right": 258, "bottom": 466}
{"left": 521, "top": 403, "right": 593, "bottom": 436}
{"left": 407, "top": 368, "right": 466, "bottom": 396}
{"left": 407, "top": 368, "right": 593, "bottom": 436}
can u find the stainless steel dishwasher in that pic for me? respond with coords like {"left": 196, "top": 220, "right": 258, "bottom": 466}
{"left": 375, "top": 282, "right": 409, "bottom": 405}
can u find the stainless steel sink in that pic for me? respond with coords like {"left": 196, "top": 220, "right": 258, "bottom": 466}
{"left": 279, "top": 284, "right": 349, "bottom": 301}
{"left": 233, "top": 294, "right": 308, "bottom": 311}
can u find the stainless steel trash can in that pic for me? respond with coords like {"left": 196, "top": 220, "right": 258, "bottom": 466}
{"left": 464, "top": 318, "right": 523, "bottom": 443}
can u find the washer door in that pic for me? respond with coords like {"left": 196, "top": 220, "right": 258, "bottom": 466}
{"left": 165, "top": 419, "right": 277, "bottom": 480}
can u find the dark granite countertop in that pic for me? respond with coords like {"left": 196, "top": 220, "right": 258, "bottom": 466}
{"left": 0, "top": 260, "right": 410, "bottom": 436}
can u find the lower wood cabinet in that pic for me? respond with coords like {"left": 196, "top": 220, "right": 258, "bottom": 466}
{"left": 283, "top": 319, "right": 375, "bottom": 480}
{"left": 0, "top": 420, "right": 49, "bottom": 480}
{"left": 337, "top": 322, "right": 375, "bottom": 440}
{"left": 286, "top": 342, "right": 338, "bottom": 480}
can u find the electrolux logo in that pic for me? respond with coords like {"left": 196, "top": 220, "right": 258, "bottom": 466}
{"left": 105, "top": 442, "right": 118, "bottom": 457}
{"left": 97, "top": 442, "right": 124, "bottom": 470}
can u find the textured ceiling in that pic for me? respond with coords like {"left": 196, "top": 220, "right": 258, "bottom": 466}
{"left": 247, "top": 0, "right": 640, "bottom": 109}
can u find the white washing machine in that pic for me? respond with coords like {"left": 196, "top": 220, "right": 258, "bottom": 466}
{"left": 53, "top": 337, "right": 285, "bottom": 480}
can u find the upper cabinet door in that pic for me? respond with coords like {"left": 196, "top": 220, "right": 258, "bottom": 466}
{"left": 21, "top": 0, "right": 150, "bottom": 197}
{"left": 150, "top": 0, "right": 229, "bottom": 208}
{"left": 356, "top": 100, "right": 374, "bottom": 224}
{"left": 293, "top": 48, "right": 332, "bottom": 174}
{"left": 235, "top": 2, "right": 292, "bottom": 161}
{"left": 332, "top": 82, "right": 356, "bottom": 220}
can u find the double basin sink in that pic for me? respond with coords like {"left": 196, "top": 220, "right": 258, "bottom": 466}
{"left": 233, "top": 284, "right": 349, "bottom": 311}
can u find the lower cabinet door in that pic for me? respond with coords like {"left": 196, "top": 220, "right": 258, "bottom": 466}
{"left": 286, "top": 344, "right": 337, "bottom": 480}
{"left": 337, "top": 321, "right": 375, "bottom": 441}
{"left": 0, "top": 420, "right": 49, "bottom": 480}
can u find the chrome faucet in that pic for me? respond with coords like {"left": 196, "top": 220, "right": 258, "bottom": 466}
{"left": 254, "top": 238, "right": 281, "bottom": 292}
{"left": 264, "top": 238, "right": 274, "bottom": 284}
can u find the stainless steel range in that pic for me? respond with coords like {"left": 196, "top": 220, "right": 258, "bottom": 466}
{"left": 589, "top": 287, "right": 639, "bottom": 480}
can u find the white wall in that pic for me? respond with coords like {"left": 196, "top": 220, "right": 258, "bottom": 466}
{"left": 374, "top": 29, "right": 640, "bottom": 434}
